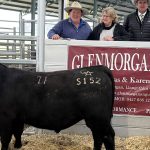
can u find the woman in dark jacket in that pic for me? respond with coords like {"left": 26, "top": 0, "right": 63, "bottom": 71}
{"left": 88, "top": 7, "right": 129, "bottom": 41}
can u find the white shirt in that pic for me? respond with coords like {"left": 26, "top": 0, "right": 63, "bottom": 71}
{"left": 138, "top": 11, "right": 147, "bottom": 22}
{"left": 99, "top": 24, "right": 116, "bottom": 41}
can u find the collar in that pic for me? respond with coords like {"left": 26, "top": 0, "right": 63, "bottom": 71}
{"left": 68, "top": 18, "right": 85, "bottom": 30}
{"left": 138, "top": 11, "right": 147, "bottom": 17}
{"left": 102, "top": 22, "right": 115, "bottom": 30}
{"left": 68, "top": 18, "right": 85, "bottom": 26}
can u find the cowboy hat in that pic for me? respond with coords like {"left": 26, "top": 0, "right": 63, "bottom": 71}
{"left": 133, "top": 0, "right": 150, "bottom": 5}
{"left": 65, "top": 1, "right": 89, "bottom": 15}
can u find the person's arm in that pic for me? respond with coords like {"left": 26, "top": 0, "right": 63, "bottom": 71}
{"left": 84, "top": 22, "right": 92, "bottom": 40}
{"left": 123, "top": 15, "right": 129, "bottom": 32}
{"left": 47, "top": 21, "right": 63, "bottom": 39}
{"left": 113, "top": 24, "right": 129, "bottom": 41}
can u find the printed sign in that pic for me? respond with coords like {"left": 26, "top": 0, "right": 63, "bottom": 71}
{"left": 68, "top": 46, "right": 150, "bottom": 116}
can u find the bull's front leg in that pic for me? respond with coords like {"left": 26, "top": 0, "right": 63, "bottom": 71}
{"left": 1, "top": 133, "right": 12, "bottom": 150}
{"left": 13, "top": 122, "right": 24, "bottom": 148}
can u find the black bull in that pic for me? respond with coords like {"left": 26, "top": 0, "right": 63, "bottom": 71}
{"left": 0, "top": 64, "right": 115, "bottom": 150}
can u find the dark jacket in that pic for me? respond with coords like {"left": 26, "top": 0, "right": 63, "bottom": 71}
{"left": 123, "top": 9, "right": 150, "bottom": 41}
{"left": 88, "top": 23, "right": 129, "bottom": 41}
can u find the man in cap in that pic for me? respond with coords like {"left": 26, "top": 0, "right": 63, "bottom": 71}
{"left": 123, "top": 0, "right": 150, "bottom": 41}
{"left": 47, "top": 1, "right": 92, "bottom": 40}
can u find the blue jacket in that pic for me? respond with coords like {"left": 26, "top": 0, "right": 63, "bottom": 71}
{"left": 47, "top": 18, "right": 92, "bottom": 40}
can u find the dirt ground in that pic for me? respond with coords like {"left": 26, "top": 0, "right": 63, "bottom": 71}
{"left": 1, "top": 134, "right": 149, "bottom": 150}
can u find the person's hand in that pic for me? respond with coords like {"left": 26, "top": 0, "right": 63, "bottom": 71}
{"left": 103, "top": 36, "right": 114, "bottom": 41}
{"left": 52, "top": 34, "right": 61, "bottom": 40}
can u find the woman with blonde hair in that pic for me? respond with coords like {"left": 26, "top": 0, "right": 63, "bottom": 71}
{"left": 88, "top": 7, "right": 129, "bottom": 41}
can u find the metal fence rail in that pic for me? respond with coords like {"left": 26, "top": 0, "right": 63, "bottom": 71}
{"left": 0, "top": 35, "right": 37, "bottom": 70}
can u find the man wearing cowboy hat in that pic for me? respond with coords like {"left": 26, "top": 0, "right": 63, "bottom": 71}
{"left": 47, "top": 1, "right": 91, "bottom": 40}
{"left": 123, "top": 0, "right": 150, "bottom": 41}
